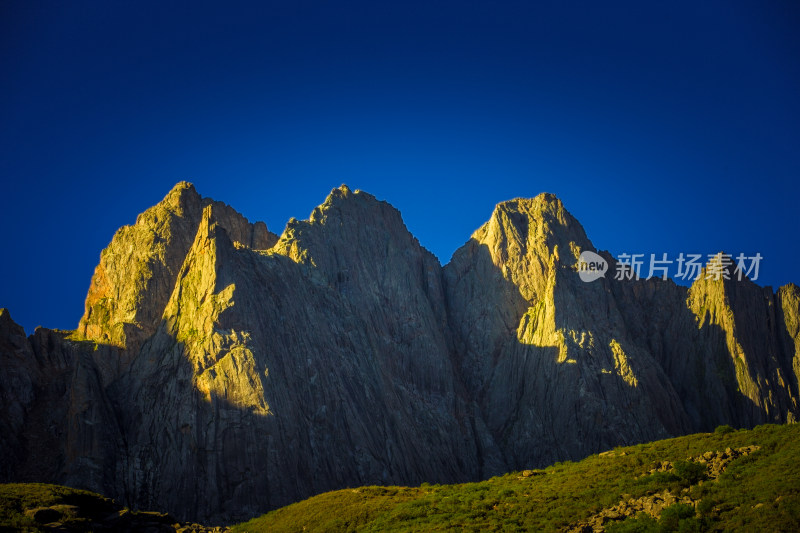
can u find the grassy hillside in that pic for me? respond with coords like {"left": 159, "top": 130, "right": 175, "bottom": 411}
{"left": 234, "top": 423, "right": 800, "bottom": 532}
{"left": 2, "top": 424, "right": 798, "bottom": 532}
{"left": 0, "top": 483, "right": 221, "bottom": 532}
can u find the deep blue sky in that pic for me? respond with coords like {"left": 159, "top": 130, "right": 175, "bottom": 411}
{"left": 2, "top": 1, "right": 799, "bottom": 334}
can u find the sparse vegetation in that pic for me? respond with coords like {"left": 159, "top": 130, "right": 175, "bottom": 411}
{"left": 0, "top": 483, "right": 220, "bottom": 531}
{"left": 0, "top": 483, "right": 116, "bottom": 531}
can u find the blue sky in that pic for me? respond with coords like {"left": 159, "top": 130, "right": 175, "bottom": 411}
{"left": 2, "top": 1, "right": 799, "bottom": 334}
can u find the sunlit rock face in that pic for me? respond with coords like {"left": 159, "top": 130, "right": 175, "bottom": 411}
{"left": 1, "top": 183, "right": 798, "bottom": 524}
{"left": 113, "top": 186, "right": 483, "bottom": 520}
{"left": 443, "top": 195, "right": 690, "bottom": 469}
{"left": 78, "top": 182, "right": 278, "bottom": 352}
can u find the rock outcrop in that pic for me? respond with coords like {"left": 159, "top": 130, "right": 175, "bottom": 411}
{"left": 568, "top": 445, "right": 761, "bottom": 532}
{"left": 1, "top": 183, "right": 799, "bottom": 524}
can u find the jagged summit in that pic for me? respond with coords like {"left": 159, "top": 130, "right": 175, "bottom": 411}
{"left": 477, "top": 192, "right": 594, "bottom": 264}
{"left": 492, "top": 191, "right": 564, "bottom": 213}
{"left": 165, "top": 179, "right": 197, "bottom": 197}
{"left": 78, "top": 182, "right": 278, "bottom": 349}
{"left": 303, "top": 183, "right": 400, "bottom": 228}
{"left": 1, "top": 182, "right": 799, "bottom": 524}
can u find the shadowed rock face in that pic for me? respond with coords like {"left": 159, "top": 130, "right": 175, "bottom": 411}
{"left": 1, "top": 183, "right": 799, "bottom": 524}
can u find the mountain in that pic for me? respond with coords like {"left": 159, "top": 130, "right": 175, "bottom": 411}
{"left": 1, "top": 183, "right": 798, "bottom": 524}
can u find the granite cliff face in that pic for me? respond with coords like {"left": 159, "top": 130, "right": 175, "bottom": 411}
{"left": 444, "top": 196, "right": 689, "bottom": 468}
{"left": 78, "top": 182, "right": 278, "bottom": 352}
{"left": 1, "top": 183, "right": 798, "bottom": 523}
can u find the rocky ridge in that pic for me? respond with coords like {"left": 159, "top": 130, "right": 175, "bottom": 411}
{"left": 1, "top": 183, "right": 799, "bottom": 523}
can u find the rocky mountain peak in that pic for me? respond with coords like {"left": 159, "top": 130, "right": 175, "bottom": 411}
{"left": 162, "top": 180, "right": 200, "bottom": 211}
{"left": 274, "top": 184, "right": 437, "bottom": 298}
{"left": 305, "top": 184, "right": 396, "bottom": 226}
{"left": 457, "top": 192, "right": 593, "bottom": 306}
{"left": 2, "top": 184, "right": 799, "bottom": 524}
{"left": 683, "top": 252, "right": 799, "bottom": 423}
{"left": 77, "top": 183, "right": 276, "bottom": 351}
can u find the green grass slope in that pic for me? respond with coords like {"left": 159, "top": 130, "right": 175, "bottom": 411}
{"left": 234, "top": 423, "right": 800, "bottom": 532}
{"left": 0, "top": 483, "right": 117, "bottom": 531}
{"left": 0, "top": 482, "right": 218, "bottom": 532}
